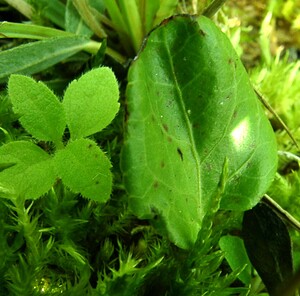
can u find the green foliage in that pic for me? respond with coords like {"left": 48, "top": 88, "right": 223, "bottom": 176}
{"left": 122, "top": 15, "right": 277, "bottom": 249}
{"left": 0, "top": 0, "right": 225, "bottom": 81}
{"left": 219, "top": 235, "right": 252, "bottom": 285}
{"left": 65, "top": 0, "right": 93, "bottom": 37}
{"left": 251, "top": 53, "right": 300, "bottom": 284}
{"left": 28, "top": 0, "right": 66, "bottom": 28}
{"left": 8, "top": 74, "right": 66, "bottom": 143}
{"left": 1, "top": 1, "right": 298, "bottom": 295}
{"left": 55, "top": 138, "right": 112, "bottom": 200}
{"left": 0, "top": 67, "right": 119, "bottom": 201}
{"left": 0, "top": 187, "right": 92, "bottom": 295}
{"left": 63, "top": 67, "right": 119, "bottom": 140}
{"left": 251, "top": 54, "right": 300, "bottom": 134}
{"left": 103, "top": 0, "right": 178, "bottom": 54}
{"left": 272, "top": 0, "right": 300, "bottom": 29}
{"left": 0, "top": 141, "right": 56, "bottom": 199}
{"left": 0, "top": 36, "right": 92, "bottom": 83}
{"left": 93, "top": 199, "right": 244, "bottom": 296}
{"left": 243, "top": 203, "right": 293, "bottom": 295}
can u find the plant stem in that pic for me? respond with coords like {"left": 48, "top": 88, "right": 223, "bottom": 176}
{"left": 72, "top": 0, "right": 107, "bottom": 38}
{"left": 203, "top": 0, "right": 227, "bottom": 18}
{"left": 83, "top": 40, "right": 126, "bottom": 64}
{"left": 255, "top": 88, "right": 300, "bottom": 150}
{"left": 262, "top": 194, "right": 300, "bottom": 232}
{"left": 13, "top": 198, "right": 40, "bottom": 264}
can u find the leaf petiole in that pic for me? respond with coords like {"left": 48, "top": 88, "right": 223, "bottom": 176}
{"left": 255, "top": 88, "right": 300, "bottom": 151}
{"left": 262, "top": 194, "right": 300, "bottom": 233}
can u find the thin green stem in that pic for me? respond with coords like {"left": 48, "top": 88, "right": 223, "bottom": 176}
{"left": 72, "top": 0, "right": 107, "bottom": 38}
{"left": 83, "top": 40, "right": 126, "bottom": 64}
{"left": 262, "top": 194, "right": 300, "bottom": 233}
{"left": 203, "top": 0, "right": 227, "bottom": 18}
{"left": 255, "top": 88, "right": 300, "bottom": 151}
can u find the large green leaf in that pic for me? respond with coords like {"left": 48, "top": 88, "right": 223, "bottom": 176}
{"left": 122, "top": 15, "right": 277, "bottom": 249}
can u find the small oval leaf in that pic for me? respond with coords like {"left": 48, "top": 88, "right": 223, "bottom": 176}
{"left": 0, "top": 141, "right": 56, "bottom": 199}
{"left": 219, "top": 235, "right": 252, "bottom": 285}
{"left": 54, "top": 138, "right": 112, "bottom": 202}
{"left": 8, "top": 74, "right": 66, "bottom": 143}
{"left": 63, "top": 67, "right": 120, "bottom": 140}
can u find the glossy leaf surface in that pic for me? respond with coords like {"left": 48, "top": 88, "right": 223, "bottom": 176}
{"left": 122, "top": 15, "right": 277, "bottom": 249}
{"left": 242, "top": 203, "right": 293, "bottom": 295}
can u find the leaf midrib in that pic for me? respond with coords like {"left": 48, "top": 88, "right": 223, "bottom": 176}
{"left": 163, "top": 29, "right": 202, "bottom": 203}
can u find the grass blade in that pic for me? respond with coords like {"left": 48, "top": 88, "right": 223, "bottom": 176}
{"left": 72, "top": 0, "right": 107, "bottom": 38}
{"left": 203, "top": 0, "right": 227, "bottom": 17}
{"left": 0, "top": 36, "right": 91, "bottom": 83}
{"left": 0, "top": 22, "right": 73, "bottom": 39}
{"left": 65, "top": 0, "right": 93, "bottom": 37}
{"left": 118, "top": 0, "right": 143, "bottom": 53}
{"left": 30, "top": 0, "right": 66, "bottom": 29}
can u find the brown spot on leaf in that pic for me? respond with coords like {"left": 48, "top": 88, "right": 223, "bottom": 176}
{"left": 160, "top": 161, "right": 165, "bottom": 168}
{"left": 199, "top": 29, "right": 206, "bottom": 36}
{"left": 153, "top": 180, "right": 159, "bottom": 188}
{"left": 228, "top": 58, "right": 237, "bottom": 69}
{"left": 161, "top": 18, "right": 171, "bottom": 26}
{"left": 233, "top": 110, "right": 238, "bottom": 119}
{"left": 167, "top": 136, "right": 172, "bottom": 142}
{"left": 177, "top": 148, "right": 183, "bottom": 161}
{"left": 162, "top": 123, "right": 169, "bottom": 132}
